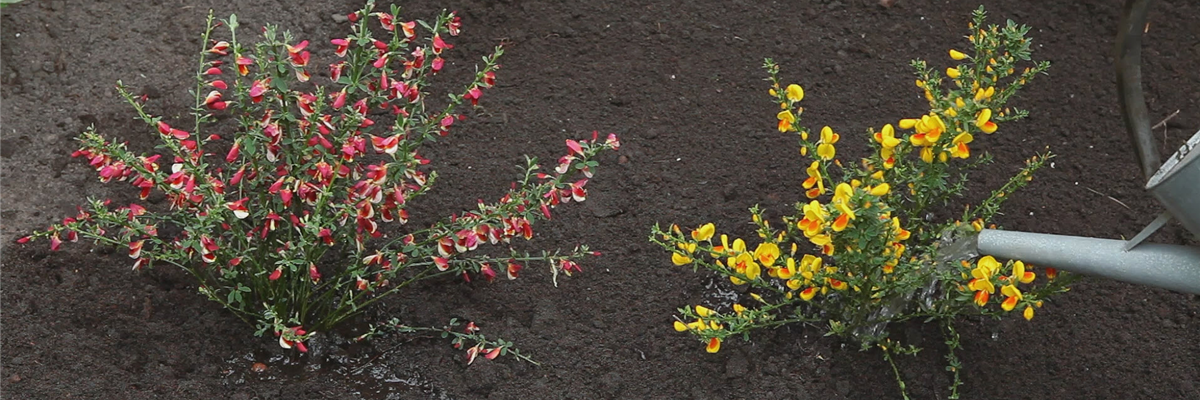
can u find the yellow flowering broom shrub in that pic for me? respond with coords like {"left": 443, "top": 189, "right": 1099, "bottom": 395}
{"left": 652, "top": 7, "right": 1075, "bottom": 398}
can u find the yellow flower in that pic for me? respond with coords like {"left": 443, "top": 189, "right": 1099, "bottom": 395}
{"left": 1011, "top": 260, "right": 1025, "bottom": 281}
{"left": 949, "top": 49, "right": 968, "bottom": 60}
{"left": 955, "top": 97, "right": 966, "bottom": 109}
{"left": 803, "top": 161, "right": 825, "bottom": 198}
{"left": 677, "top": 241, "right": 697, "bottom": 254}
{"left": 946, "top": 67, "right": 961, "bottom": 79}
{"left": 830, "top": 279, "right": 848, "bottom": 291}
{"left": 898, "top": 118, "right": 918, "bottom": 130}
{"left": 975, "top": 108, "right": 992, "bottom": 127}
{"left": 1023, "top": 305, "right": 1035, "bottom": 320}
{"left": 674, "top": 320, "right": 688, "bottom": 332}
{"left": 973, "top": 86, "right": 995, "bottom": 102}
{"left": 786, "top": 84, "right": 805, "bottom": 102}
{"left": 816, "top": 126, "right": 839, "bottom": 160}
{"left": 754, "top": 242, "right": 781, "bottom": 267}
{"left": 800, "top": 287, "right": 817, "bottom": 301}
{"left": 874, "top": 124, "right": 901, "bottom": 149}
{"left": 977, "top": 256, "right": 1001, "bottom": 275}
{"left": 920, "top": 147, "right": 934, "bottom": 163}
{"left": 691, "top": 223, "right": 715, "bottom": 242}
{"left": 869, "top": 183, "right": 890, "bottom": 196}
{"left": 733, "top": 303, "right": 746, "bottom": 316}
{"left": 672, "top": 252, "right": 693, "bottom": 266}
{"left": 706, "top": 337, "right": 721, "bottom": 353}
{"left": 787, "top": 279, "right": 802, "bottom": 290}
{"left": 687, "top": 319, "right": 706, "bottom": 330}
{"left": 809, "top": 234, "right": 832, "bottom": 247}
{"left": 832, "top": 182, "right": 853, "bottom": 205}
{"left": 695, "top": 305, "right": 714, "bottom": 317}
{"left": 777, "top": 110, "right": 796, "bottom": 132}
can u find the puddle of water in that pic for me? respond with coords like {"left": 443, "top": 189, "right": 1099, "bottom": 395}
{"left": 221, "top": 335, "right": 452, "bottom": 399}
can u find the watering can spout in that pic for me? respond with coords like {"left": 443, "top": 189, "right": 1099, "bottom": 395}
{"left": 977, "top": 229, "right": 1200, "bottom": 295}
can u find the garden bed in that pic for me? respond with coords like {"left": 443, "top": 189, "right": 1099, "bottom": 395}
{"left": 3, "top": 0, "right": 1198, "bottom": 398}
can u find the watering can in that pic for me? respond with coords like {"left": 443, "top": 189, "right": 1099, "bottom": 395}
{"left": 974, "top": 0, "right": 1200, "bottom": 295}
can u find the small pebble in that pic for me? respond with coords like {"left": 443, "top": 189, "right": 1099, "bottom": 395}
{"left": 251, "top": 362, "right": 267, "bottom": 373}
{"left": 8, "top": 374, "right": 20, "bottom": 383}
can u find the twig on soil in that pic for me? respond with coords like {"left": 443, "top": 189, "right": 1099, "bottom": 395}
{"left": 1152, "top": 110, "right": 1180, "bottom": 129}
{"left": 1154, "top": 110, "right": 1180, "bottom": 155}
{"left": 1084, "top": 187, "right": 1132, "bottom": 210}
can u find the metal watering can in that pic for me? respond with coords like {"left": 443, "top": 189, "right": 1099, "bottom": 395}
{"left": 975, "top": 0, "right": 1200, "bottom": 295}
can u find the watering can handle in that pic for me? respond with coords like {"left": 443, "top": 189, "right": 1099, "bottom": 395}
{"left": 1116, "top": 0, "right": 1162, "bottom": 181}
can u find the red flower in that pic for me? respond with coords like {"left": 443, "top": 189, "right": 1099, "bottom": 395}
{"left": 49, "top": 233, "right": 62, "bottom": 251}
{"left": 431, "top": 57, "right": 444, "bottom": 73}
{"left": 480, "top": 263, "right": 497, "bottom": 283}
{"left": 308, "top": 263, "right": 321, "bottom": 283}
{"left": 447, "top": 15, "right": 462, "bottom": 36}
{"left": 432, "top": 34, "right": 453, "bottom": 54}
{"left": 208, "top": 41, "right": 230, "bottom": 55}
{"left": 132, "top": 257, "right": 149, "bottom": 271}
{"left": 226, "top": 197, "right": 250, "bottom": 219}
{"left": 506, "top": 260, "right": 522, "bottom": 280}
{"left": 226, "top": 141, "right": 240, "bottom": 162}
{"left": 204, "top": 67, "right": 222, "bottom": 75}
{"left": 128, "top": 240, "right": 145, "bottom": 259}
{"left": 377, "top": 12, "right": 395, "bottom": 31}
{"left": 210, "top": 80, "right": 228, "bottom": 90}
{"left": 235, "top": 56, "right": 254, "bottom": 75}
{"left": 484, "top": 347, "right": 502, "bottom": 360}
{"left": 569, "top": 141, "right": 589, "bottom": 158}
{"left": 399, "top": 21, "right": 416, "bottom": 39}
{"left": 570, "top": 179, "right": 588, "bottom": 202}
{"left": 466, "top": 345, "right": 481, "bottom": 365}
{"left": 249, "top": 79, "right": 269, "bottom": 103}
{"left": 330, "top": 38, "right": 350, "bottom": 57}
{"left": 605, "top": 133, "right": 621, "bottom": 150}
{"left": 330, "top": 62, "right": 346, "bottom": 82}
{"left": 463, "top": 87, "right": 482, "bottom": 106}
{"left": 433, "top": 256, "right": 451, "bottom": 271}
{"left": 269, "top": 267, "right": 282, "bottom": 281}
{"left": 204, "top": 90, "right": 224, "bottom": 109}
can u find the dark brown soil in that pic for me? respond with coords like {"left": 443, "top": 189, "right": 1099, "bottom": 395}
{"left": 4, "top": 0, "right": 1200, "bottom": 399}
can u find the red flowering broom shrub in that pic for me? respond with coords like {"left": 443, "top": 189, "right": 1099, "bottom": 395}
{"left": 17, "top": 1, "right": 618, "bottom": 354}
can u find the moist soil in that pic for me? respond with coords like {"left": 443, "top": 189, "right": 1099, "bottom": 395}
{"left": 3, "top": 0, "right": 1200, "bottom": 399}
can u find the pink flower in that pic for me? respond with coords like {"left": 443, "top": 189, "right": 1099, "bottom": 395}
{"left": 330, "top": 38, "right": 350, "bottom": 57}
{"left": 506, "top": 260, "right": 523, "bottom": 280}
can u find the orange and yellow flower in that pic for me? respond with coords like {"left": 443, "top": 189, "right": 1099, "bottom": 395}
{"left": 803, "top": 161, "right": 825, "bottom": 198}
